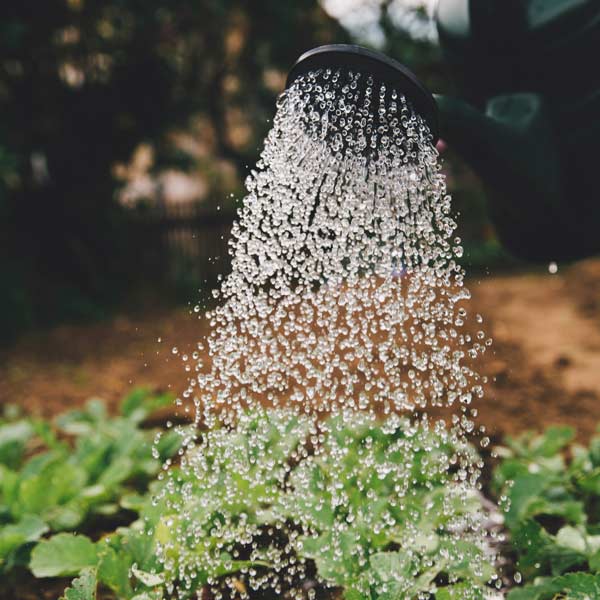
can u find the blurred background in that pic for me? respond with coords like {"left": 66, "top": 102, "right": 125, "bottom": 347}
{"left": 2, "top": 0, "right": 599, "bottom": 440}
{"left": 0, "top": 0, "right": 497, "bottom": 340}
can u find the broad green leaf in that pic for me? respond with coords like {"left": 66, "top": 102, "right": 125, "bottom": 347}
{"left": 30, "top": 533, "right": 98, "bottom": 577}
{"left": 513, "top": 520, "right": 586, "bottom": 577}
{"left": 121, "top": 527, "right": 160, "bottom": 572}
{"left": 533, "top": 426, "right": 575, "bottom": 458}
{"left": 154, "top": 430, "right": 185, "bottom": 461}
{"left": 441, "top": 539, "right": 494, "bottom": 583}
{"left": 120, "top": 388, "right": 153, "bottom": 419}
{"left": 553, "top": 572, "right": 600, "bottom": 598}
{"left": 97, "top": 455, "right": 134, "bottom": 488}
{"left": 590, "top": 548, "right": 600, "bottom": 572}
{"left": 575, "top": 468, "right": 600, "bottom": 495}
{"left": 47, "top": 503, "right": 87, "bottom": 530}
{"left": 0, "top": 420, "right": 34, "bottom": 446}
{"left": 72, "top": 437, "right": 112, "bottom": 482}
{"left": 504, "top": 473, "right": 550, "bottom": 529}
{"left": 15, "top": 447, "right": 58, "bottom": 478}
{"left": 31, "top": 419, "right": 61, "bottom": 450}
{"left": 17, "top": 458, "right": 87, "bottom": 520}
{"left": 56, "top": 400, "right": 107, "bottom": 437}
{"left": 0, "top": 420, "right": 34, "bottom": 468}
{"left": 0, "top": 464, "right": 19, "bottom": 509}
{"left": 370, "top": 551, "right": 413, "bottom": 582}
{"left": 131, "top": 564, "right": 165, "bottom": 586}
{"left": 508, "top": 572, "right": 600, "bottom": 600}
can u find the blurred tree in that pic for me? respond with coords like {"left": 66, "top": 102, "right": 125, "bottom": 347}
{"left": 0, "top": 0, "right": 348, "bottom": 340}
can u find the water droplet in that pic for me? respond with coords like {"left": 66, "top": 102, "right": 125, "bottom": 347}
{"left": 514, "top": 571, "right": 522, "bottom": 584}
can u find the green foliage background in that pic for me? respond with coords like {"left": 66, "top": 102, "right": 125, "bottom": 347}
{"left": 6, "top": 387, "right": 600, "bottom": 597}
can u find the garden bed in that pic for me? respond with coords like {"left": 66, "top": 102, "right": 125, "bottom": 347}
{"left": 3, "top": 389, "right": 600, "bottom": 599}
{"left": 3, "top": 260, "right": 600, "bottom": 598}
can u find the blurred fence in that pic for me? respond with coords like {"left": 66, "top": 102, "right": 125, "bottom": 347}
{"left": 133, "top": 201, "right": 237, "bottom": 289}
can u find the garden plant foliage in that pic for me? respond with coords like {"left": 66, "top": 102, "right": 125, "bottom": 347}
{"left": 496, "top": 426, "right": 600, "bottom": 599}
{"left": 0, "top": 389, "right": 493, "bottom": 599}
{"left": 0, "top": 390, "right": 180, "bottom": 580}
{"left": 5, "top": 389, "right": 600, "bottom": 598}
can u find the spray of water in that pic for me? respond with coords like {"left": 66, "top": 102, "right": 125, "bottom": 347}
{"left": 155, "top": 67, "right": 496, "bottom": 598}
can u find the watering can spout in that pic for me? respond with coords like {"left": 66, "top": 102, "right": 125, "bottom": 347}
{"left": 434, "top": 0, "right": 600, "bottom": 262}
{"left": 434, "top": 93, "right": 573, "bottom": 262}
{"left": 434, "top": 93, "right": 558, "bottom": 191}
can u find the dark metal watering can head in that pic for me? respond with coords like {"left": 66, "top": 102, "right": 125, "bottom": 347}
{"left": 286, "top": 44, "right": 439, "bottom": 143}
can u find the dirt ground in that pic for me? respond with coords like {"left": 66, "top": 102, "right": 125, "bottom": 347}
{"left": 2, "top": 258, "right": 600, "bottom": 441}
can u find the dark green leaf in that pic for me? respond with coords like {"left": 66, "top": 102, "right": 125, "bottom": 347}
{"left": 0, "top": 514, "right": 48, "bottom": 569}
{"left": 0, "top": 420, "right": 34, "bottom": 468}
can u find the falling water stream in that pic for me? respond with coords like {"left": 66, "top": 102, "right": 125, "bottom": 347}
{"left": 155, "top": 67, "right": 497, "bottom": 598}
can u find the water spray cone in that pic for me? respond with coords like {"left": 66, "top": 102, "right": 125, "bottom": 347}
{"left": 158, "top": 43, "right": 496, "bottom": 597}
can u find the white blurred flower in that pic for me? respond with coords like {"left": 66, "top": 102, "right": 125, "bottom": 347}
{"left": 321, "top": 0, "right": 439, "bottom": 44}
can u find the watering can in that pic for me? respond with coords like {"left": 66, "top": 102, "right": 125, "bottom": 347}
{"left": 435, "top": 0, "right": 600, "bottom": 262}
{"left": 287, "top": 0, "right": 600, "bottom": 262}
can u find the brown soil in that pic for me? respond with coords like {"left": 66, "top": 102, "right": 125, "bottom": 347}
{"left": 2, "top": 258, "right": 600, "bottom": 441}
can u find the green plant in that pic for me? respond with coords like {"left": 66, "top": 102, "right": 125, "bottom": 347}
{"left": 22, "top": 409, "right": 494, "bottom": 599}
{"left": 15, "top": 391, "right": 600, "bottom": 598}
{"left": 0, "top": 385, "right": 505, "bottom": 599}
{"left": 0, "top": 388, "right": 180, "bottom": 576}
{"left": 279, "top": 414, "right": 494, "bottom": 599}
{"left": 494, "top": 425, "right": 600, "bottom": 598}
